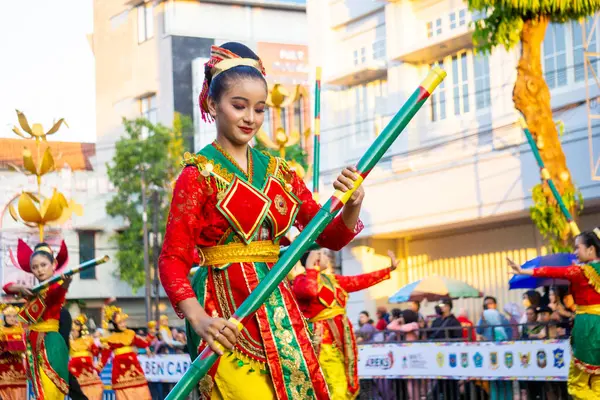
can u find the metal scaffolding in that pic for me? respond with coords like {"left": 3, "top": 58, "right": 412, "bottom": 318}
{"left": 584, "top": 12, "right": 600, "bottom": 181}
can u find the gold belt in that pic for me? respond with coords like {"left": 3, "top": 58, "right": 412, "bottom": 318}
{"left": 197, "top": 241, "right": 280, "bottom": 266}
{"left": 29, "top": 319, "right": 59, "bottom": 332}
{"left": 114, "top": 346, "right": 135, "bottom": 356}
{"left": 70, "top": 351, "right": 92, "bottom": 358}
{"left": 576, "top": 304, "right": 600, "bottom": 315}
{"left": 309, "top": 307, "right": 346, "bottom": 323}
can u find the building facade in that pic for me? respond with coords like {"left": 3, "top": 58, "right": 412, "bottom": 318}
{"left": 307, "top": 0, "right": 600, "bottom": 323}
{"left": 89, "top": 0, "right": 309, "bottom": 324}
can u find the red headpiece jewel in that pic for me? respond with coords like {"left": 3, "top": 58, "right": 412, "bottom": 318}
{"left": 9, "top": 239, "right": 69, "bottom": 274}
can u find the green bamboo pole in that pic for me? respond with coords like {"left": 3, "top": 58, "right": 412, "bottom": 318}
{"left": 165, "top": 67, "right": 447, "bottom": 400}
{"left": 31, "top": 255, "right": 110, "bottom": 293}
{"left": 519, "top": 118, "right": 580, "bottom": 236}
{"left": 312, "top": 67, "right": 322, "bottom": 201}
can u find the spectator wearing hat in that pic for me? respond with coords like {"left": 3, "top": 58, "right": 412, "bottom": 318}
{"left": 429, "top": 299, "right": 462, "bottom": 340}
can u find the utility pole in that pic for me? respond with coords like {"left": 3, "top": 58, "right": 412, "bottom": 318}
{"left": 141, "top": 164, "right": 152, "bottom": 323}
{"left": 151, "top": 189, "right": 161, "bottom": 322}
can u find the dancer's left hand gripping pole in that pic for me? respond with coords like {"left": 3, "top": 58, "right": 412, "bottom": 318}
{"left": 165, "top": 67, "right": 447, "bottom": 400}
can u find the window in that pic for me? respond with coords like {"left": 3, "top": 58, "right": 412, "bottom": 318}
{"left": 141, "top": 95, "right": 157, "bottom": 124}
{"left": 431, "top": 60, "right": 447, "bottom": 121}
{"left": 360, "top": 47, "right": 366, "bottom": 64}
{"left": 373, "top": 40, "right": 386, "bottom": 60}
{"left": 449, "top": 12, "right": 456, "bottom": 30}
{"left": 430, "top": 51, "right": 491, "bottom": 122}
{"left": 137, "top": 2, "right": 154, "bottom": 43}
{"left": 458, "top": 9, "right": 467, "bottom": 26}
{"left": 435, "top": 18, "right": 442, "bottom": 35}
{"left": 78, "top": 231, "right": 96, "bottom": 280}
{"left": 452, "top": 53, "right": 469, "bottom": 115}
{"left": 427, "top": 21, "right": 433, "bottom": 38}
{"left": 543, "top": 23, "right": 567, "bottom": 89}
{"left": 474, "top": 54, "right": 491, "bottom": 110}
{"left": 353, "top": 50, "right": 359, "bottom": 66}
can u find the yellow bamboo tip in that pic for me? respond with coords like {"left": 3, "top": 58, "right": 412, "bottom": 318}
{"left": 316, "top": 67, "right": 322, "bottom": 81}
{"left": 314, "top": 119, "right": 321, "bottom": 134}
{"left": 101, "top": 255, "right": 110, "bottom": 263}
{"left": 229, "top": 317, "right": 244, "bottom": 331}
{"left": 420, "top": 66, "right": 447, "bottom": 94}
{"left": 570, "top": 221, "right": 581, "bottom": 236}
{"left": 541, "top": 168, "right": 551, "bottom": 180}
{"left": 518, "top": 117, "right": 528, "bottom": 129}
{"left": 332, "top": 176, "right": 365, "bottom": 204}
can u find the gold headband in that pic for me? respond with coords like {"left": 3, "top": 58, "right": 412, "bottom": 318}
{"left": 594, "top": 228, "right": 600, "bottom": 240}
{"left": 212, "top": 58, "right": 261, "bottom": 79}
{"left": 35, "top": 246, "right": 53, "bottom": 255}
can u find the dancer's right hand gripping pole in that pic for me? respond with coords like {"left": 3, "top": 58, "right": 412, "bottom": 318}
{"left": 165, "top": 67, "right": 447, "bottom": 400}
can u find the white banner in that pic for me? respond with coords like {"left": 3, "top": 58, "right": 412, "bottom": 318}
{"left": 138, "top": 354, "right": 192, "bottom": 383}
{"left": 358, "top": 340, "right": 570, "bottom": 381}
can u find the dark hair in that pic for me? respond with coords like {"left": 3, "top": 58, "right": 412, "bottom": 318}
{"left": 31, "top": 242, "right": 55, "bottom": 264}
{"left": 391, "top": 308, "right": 402, "bottom": 319}
{"left": 577, "top": 229, "right": 600, "bottom": 258}
{"left": 300, "top": 251, "right": 310, "bottom": 268}
{"left": 523, "top": 290, "right": 541, "bottom": 307}
{"left": 526, "top": 306, "right": 538, "bottom": 315}
{"left": 110, "top": 320, "right": 123, "bottom": 333}
{"left": 483, "top": 296, "right": 497, "bottom": 304}
{"left": 206, "top": 42, "right": 267, "bottom": 103}
{"left": 402, "top": 310, "right": 419, "bottom": 324}
{"left": 359, "top": 311, "right": 369, "bottom": 317}
{"left": 439, "top": 298, "right": 453, "bottom": 309}
{"left": 537, "top": 306, "right": 552, "bottom": 314}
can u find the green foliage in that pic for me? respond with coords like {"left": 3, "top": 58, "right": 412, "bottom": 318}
{"left": 468, "top": 0, "right": 600, "bottom": 52}
{"left": 530, "top": 184, "right": 584, "bottom": 253}
{"left": 106, "top": 114, "right": 188, "bottom": 290}
{"left": 253, "top": 139, "right": 309, "bottom": 171}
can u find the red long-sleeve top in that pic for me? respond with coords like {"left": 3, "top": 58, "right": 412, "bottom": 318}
{"left": 4, "top": 282, "right": 67, "bottom": 322}
{"left": 293, "top": 267, "right": 392, "bottom": 320}
{"left": 533, "top": 265, "right": 600, "bottom": 305}
{"left": 159, "top": 165, "right": 362, "bottom": 314}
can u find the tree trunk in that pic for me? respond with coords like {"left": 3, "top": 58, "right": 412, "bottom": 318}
{"left": 513, "top": 17, "right": 575, "bottom": 200}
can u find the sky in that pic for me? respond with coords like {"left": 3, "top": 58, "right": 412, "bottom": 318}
{"left": 0, "top": 0, "right": 96, "bottom": 143}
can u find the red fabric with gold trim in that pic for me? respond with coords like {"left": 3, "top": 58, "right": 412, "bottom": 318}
{"left": 19, "top": 297, "right": 46, "bottom": 324}
{"left": 318, "top": 285, "right": 336, "bottom": 308}
{"left": 263, "top": 176, "right": 300, "bottom": 240}
{"left": 216, "top": 177, "right": 270, "bottom": 244}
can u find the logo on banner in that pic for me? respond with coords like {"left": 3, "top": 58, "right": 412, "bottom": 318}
{"left": 460, "top": 352, "right": 468, "bottom": 368}
{"left": 537, "top": 350, "right": 547, "bottom": 369}
{"left": 504, "top": 352, "right": 514, "bottom": 369}
{"left": 490, "top": 352, "right": 499, "bottom": 370}
{"left": 553, "top": 348, "right": 565, "bottom": 369}
{"left": 473, "top": 352, "right": 483, "bottom": 368}
{"left": 449, "top": 353, "right": 457, "bottom": 368}
{"left": 436, "top": 352, "right": 444, "bottom": 367}
{"left": 520, "top": 352, "right": 531, "bottom": 368}
{"left": 402, "top": 356, "right": 408, "bottom": 369}
{"left": 364, "top": 351, "right": 394, "bottom": 370}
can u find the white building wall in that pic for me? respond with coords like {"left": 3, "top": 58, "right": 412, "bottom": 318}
{"left": 308, "top": 0, "right": 600, "bottom": 323}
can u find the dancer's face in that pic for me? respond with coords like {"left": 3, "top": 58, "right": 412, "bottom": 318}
{"left": 574, "top": 236, "right": 596, "bottom": 263}
{"left": 4, "top": 314, "right": 17, "bottom": 327}
{"left": 30, "top": 254, "right": 56, "bottom": 281}
{"left": 208, "top": 77, "right": 267, "bottom": 147}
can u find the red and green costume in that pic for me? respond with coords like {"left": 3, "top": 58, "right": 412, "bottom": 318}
{"left": 159, "top": 143, "right": 362, "bottom": 399}
{"left": 292, "top": 267, "right": 391, "bottom": 399}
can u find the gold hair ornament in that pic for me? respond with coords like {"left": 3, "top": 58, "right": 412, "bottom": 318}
{"left": 211, "top": 58, "right": 262, "bottom": 79}
{"left": 594, "top": 228, "right": 600, "bottom": 240}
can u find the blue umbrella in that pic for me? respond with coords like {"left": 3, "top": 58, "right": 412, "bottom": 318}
{"left": 509, "top": 253, "right": 576, "bottom": 289}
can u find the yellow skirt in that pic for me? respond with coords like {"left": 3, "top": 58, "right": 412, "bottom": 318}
{"left": 211, "top": 354, "right": 276, "bottom": 400}
{"left": 39, "top": 367, "right": 65, "bottom": 400}
{"left": 319, "top": 343, "right": 352, "bottom": 400}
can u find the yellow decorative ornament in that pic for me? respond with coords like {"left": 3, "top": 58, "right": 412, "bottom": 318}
{"left": 0, "top": 304, "right": 19, "bottom": 316}
{"left": 13, "top": 109, "right": 68, "bottom": 142}
{"left": 104, "top": 305, "right": 128, "bottom": 325}
{"left": 6, "top": 110, "right": 83, "bottom": 241}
